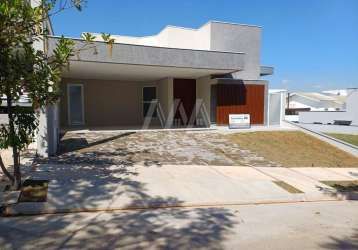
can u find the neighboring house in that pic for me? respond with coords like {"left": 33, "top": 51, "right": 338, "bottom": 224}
{"left": 39, "top": 21, "right": 274, "bottom": 156}
{"left": 322, "top": 89, "right": 348, "bottom": 96}
{"left": 1, "top": 93, "right": 31, "bottom": 108}
{"left": 0, "top": 93, "right": 32, "bottom": 124}
{"left": 287, "top": 92, "right": 346, "bottom": 114}
{"left": 298, "top": 88, "right": 358, "bottom": 125}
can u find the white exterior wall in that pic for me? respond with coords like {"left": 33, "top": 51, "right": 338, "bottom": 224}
{"left": 164, "top": 25, "right": 211, "bottom": 50}
{"left": 32, "top": 0, "right": 49, "bottom": 157}
{"left": 92, "top": 24, "right": 211, "bottom": 50}
{"left": 31, "top": 0, "right": 58, "bottom": 157}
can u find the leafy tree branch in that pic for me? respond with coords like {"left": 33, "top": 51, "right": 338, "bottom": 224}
{"left": 0, "top": 0, "right": 113, "bottom": 189}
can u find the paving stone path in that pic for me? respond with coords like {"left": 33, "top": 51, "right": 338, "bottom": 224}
{"left": 43, "top": 131, "right": 280, "bottom": 167}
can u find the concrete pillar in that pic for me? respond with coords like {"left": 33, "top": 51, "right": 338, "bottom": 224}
{"left": 36, "top": 107, "right": 49, "bottom": 157}
{"left": 36, "top": 103, "right": 60, "bottom": 157}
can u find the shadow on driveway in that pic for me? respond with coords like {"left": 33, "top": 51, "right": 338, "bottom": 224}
{"left": 58, "top": 132, "right": 136, "bottom": 155}
{"left": 1, "top": 158, "right": 237, "bottom": 249}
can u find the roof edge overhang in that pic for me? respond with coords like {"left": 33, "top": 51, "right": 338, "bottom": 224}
{"left": 47, "top": 36, "right": 245, "bottom": 72}
{"left": 214, "top": 78, "right": 268, "bottom": 85}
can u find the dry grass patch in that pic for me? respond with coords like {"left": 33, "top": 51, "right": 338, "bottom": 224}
{"left": 227, "top": 131, "right": 358, "bottom": 167}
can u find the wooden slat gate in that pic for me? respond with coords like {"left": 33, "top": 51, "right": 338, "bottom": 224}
{"left": 216, "top": 84, "right": 265, "bottom": 125}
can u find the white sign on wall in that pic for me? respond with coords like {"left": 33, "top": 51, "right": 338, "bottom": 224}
{"left": 229, "top": 114, "right": 251, "bottom": 129}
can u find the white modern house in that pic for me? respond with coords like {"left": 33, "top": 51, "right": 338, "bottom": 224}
{"left": 287, "top": 92, "right": 346, "bottom": 113}
{"left": 36, "top": 20, "right": 274, "bottom": 156}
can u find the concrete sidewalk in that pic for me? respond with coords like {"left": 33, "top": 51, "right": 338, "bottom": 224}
{"left": 3, "top": 164, "right": 358, "bottom": 216}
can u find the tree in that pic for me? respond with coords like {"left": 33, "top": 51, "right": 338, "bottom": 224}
{"left": 0, "top": 0, "right": 111, "bottom": 189}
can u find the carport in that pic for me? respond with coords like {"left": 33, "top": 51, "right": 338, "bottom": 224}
{"left": 47, "top": 36, "right": 246, "bottom": 131}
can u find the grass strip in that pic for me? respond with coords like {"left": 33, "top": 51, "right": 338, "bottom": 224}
{"left": 273, "top": 181, "right": 304, "bottom": 194}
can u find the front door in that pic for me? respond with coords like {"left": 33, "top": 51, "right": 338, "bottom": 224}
{"left": 173, "top": 79, "right": 196, "bottom": 126}
{"left": 68, "top": 84, "right": 84, "bottom": 126}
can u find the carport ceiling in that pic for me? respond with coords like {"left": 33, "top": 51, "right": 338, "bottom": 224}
{"left": 63, "top": 61, "right": 236, "bottom": 81}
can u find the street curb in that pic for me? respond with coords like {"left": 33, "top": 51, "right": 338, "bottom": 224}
{"left": 1, "top": 196, "right": 342, "bottom": 217}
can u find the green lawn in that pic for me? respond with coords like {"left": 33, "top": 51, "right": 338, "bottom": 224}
{"left": 326, "top": 133, "right": 358, "bottom": 146}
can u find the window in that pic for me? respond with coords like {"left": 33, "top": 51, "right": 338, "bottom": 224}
{"left": 143, "top": 86, "right": 157, "bottom": 117}
{"left": 68, "top": 84, "right": 84, "bottom": 125}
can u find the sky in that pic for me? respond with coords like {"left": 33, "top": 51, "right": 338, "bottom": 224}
{"left": 51, "top": 0, "right": 358, "bottom": 91}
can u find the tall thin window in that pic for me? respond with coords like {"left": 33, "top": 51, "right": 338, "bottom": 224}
{"left": 142, "top": 86, "right": 157, "bottom": 117}
{"left": 68, "top": 84, "right": 84, "bottom": 125}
